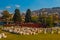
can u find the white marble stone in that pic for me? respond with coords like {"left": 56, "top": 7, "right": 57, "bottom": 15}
{"left": 0, "top": 34, "right": 2, "bottom": 39}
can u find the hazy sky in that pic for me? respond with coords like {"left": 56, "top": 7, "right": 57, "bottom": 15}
{"left": 0, "top": 0, "right": 60, "bottom": 13}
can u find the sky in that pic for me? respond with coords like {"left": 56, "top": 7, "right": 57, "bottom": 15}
{"left": 0, "top": 0, "right": 60, "bottom": 13}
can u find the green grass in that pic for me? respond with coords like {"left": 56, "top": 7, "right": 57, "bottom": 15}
{"left": 0, "top": 26, "right": 60, "bottom": 40}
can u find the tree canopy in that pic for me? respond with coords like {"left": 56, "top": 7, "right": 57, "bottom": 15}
{"left": 13, "top": 9, "right": 21, "bottom": 23}
{"left": 25, "top": 9, "right": 31, "bottom": 23}
{"left": 2, "top": 10, "right": 10, "bottom": 19}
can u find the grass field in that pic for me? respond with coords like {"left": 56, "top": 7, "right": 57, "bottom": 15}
{"left": 0, "top": 27, "right": 60, "bottom": 40}
{"left": 0, "top": 30, "right": 60, "bottom": 40}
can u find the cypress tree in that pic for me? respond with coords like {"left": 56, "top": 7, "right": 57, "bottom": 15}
{"left": 13, "top": 9, "right": 21, "bottom": 23}
{"left": 25, "top": 9, "right": 31, "bottom": 23}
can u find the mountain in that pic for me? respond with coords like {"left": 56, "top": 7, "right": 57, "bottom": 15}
{"left": 32, "top": 7, "right": 60, "bottom": 15}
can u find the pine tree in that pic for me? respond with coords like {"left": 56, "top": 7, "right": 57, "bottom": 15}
{"left": 13, "top": 9, "right": 21, "bottom": 23}
{"left": 25, "top": 9, "right": 31, "bottom": 23}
